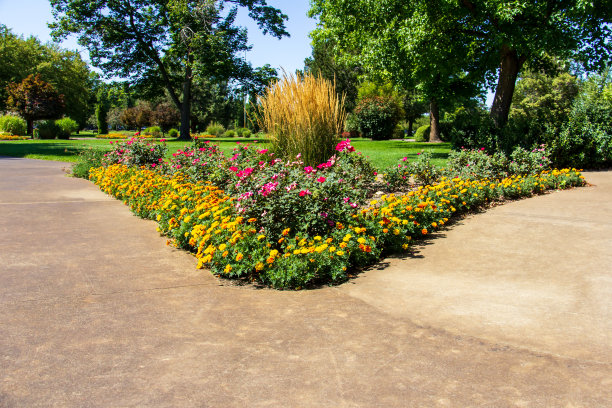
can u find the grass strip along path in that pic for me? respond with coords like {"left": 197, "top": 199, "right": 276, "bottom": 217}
{"left": 0, "top": 138, "right": 451, "bottom": 169}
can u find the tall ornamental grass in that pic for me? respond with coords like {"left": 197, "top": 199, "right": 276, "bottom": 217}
{"left": 256, "top": 72, "right": 346, "bottom": 166}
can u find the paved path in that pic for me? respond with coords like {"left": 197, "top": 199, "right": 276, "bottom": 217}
{"left": 1, "top": 157, "right": 611, "bottom": 407}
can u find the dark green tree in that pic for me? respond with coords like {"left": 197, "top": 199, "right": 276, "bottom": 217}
{"left": 50, "top": 0, "right": 288, "bottom": 140}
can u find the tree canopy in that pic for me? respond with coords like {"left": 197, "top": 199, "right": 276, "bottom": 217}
{"left": 0, "top": 25, "right": 93, "bottom": 127}
{"left": 310, "top": 0, "right": 612, "bottom": 139}
{"left": 50, "top": 0, "right": 289, "bottom": 139}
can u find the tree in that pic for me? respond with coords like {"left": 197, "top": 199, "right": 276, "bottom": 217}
{"left": 304, "top": 38, "right": 361, "bottom": 112}
{"left": 6, "top": 74, "right": 65, "bottom": 135}
{"left": 310, "top": 1, "right": 485, "bottom": 143}
{"left": 152, "top": 102, "right": 180, "bottom": 132}
{"left": 1, "top": 25, "right": 94, "bottom": 129}
{"left": 50, "top": 0, "right": 288, "bottom": 140}
{"left": 310, "top": 0, "right": 612, "bottom": 138}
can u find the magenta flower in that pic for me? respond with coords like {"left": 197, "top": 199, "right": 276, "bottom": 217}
{"left": 304, "top": 166, "right": 315, "bottom": 174}
{"left": 298, "top": 190, "right": 311, "bottom": 197}
{"left": 258, "top": 149, "right": 268, "bottom": 154}
{"left": 317, "top": 177, "right": 326, "bottom": 183}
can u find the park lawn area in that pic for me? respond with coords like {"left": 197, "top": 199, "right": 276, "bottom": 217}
{"left": 0, "top": 137, "right": 451, "bottom": 170}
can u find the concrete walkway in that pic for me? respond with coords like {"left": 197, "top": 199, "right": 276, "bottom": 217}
{"left": 1, "top": 157, "right": 611, "bottom": 407}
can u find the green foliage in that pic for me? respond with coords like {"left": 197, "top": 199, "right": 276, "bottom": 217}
{"left": 507, "top": 70, "right": 579, "bottom": 148}
{"left": 443, "top": 106, "right": 498, "bottom": 151}
{"left": 354, "top": 96, "right": 401, "bottom": 140}
{"left": 95, "top": 104, "right": 108, "bottom": 135}
{"left": 0, "top": 25, "right": 93, "bottom": 126}
{"left": 36, "top": 120, "right": 61, "bottom": 140}
{"left": 205, "top": 122, "right": 225, "bottom": 137}
{"left": 0, "top": 115, "right": 27, "bottom": 136}
{"left": 509, "top": 146, "right": 552, "bottom": 176}
{"left": 223, "top": 130, "right": 236, "bottom": 138}
{"left": 55, "top": 117, "right": 79, "bottom": 139}
{"left": 236, "top": 127, "right": 251, "bottom": 138}
{"left": 49, "top": 0, "right": 289, "bottom": 140}
{"left": 344, "top": 113, "right": 360, "bottom": 134}
{"left": 144, "top": 126, "right": 162, "bottom": 138}
{"left": 414, "top": 125, "right": 430, "bottom": 142}
{"left": 168, "top": 128, "right": 179, "bottom": 138}
{"left": 71, "top": 147, "right": 106, "bottom": 178}
{"left": 552, "top": 71, "right": 612, "bottom": 168}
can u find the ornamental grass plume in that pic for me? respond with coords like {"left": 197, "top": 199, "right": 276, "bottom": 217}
{"left": 255, "top": 71, "right": 346, "bottom": 166}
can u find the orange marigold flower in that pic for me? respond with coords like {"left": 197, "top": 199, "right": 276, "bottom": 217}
{"left": 421, "top": 228, "right": 428, "bottom": 235}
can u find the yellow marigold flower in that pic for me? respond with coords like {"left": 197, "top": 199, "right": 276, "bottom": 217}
{"left": 402, "top": 243, "right": 409, "bottom": 250}
{"left": 255, "top": 262, "right": 264, "bottom": 271}
{"left": 329, "top": 246, "right": 336, "bottom": 252}
{"left": 383, "top": 228, "right": 389, "bottom": 234}
{"left": 314, "top": 236, "right": 322, "bottom": 241}
{"left": 270, "top": 249, "right": 279, "bottom": 258}
{"left": 278, "top": 237, "right": 285, "bottom": 244}
{"left": 336, "top": 251, "right": 345, "bottom": 256}
{"left": 219, "top": 243, "right": 227, "bottom": 251}
{"left": 343, "top": 234, "right": 352, "bottom": 242}
{"left": 431, "top": 222, "right": 437, "bottom": 228}
{"left": 293, "top": 249, "right": 301, "bottom": 255}
{"left": 266, "top": 257, "right": 275, "bottom": 264}
{"left": 282, "top": 228, "right": 291, "bottom": 236}
{"left": 248, "top": 218, "right": 257, "bottom": 223}
{"left": 224, "top": 264, "right": 232, "bottom": 274}
{"left": 339, "top": 242, "right": 347, "bottom": 248}
{"left": 393, "top": 229, "right": 400, "bottom": 235}
{"left": 156, "top": 214, "right": 162, "bottom": 221}
{"left": 326, "top": 238, "right": 333, "bottom": 244}
{"left": 357, "top": 237, "right": 366, "bottom": 244}
{"left": 236, "top": 253, "right": 244, "bottom": 261}
{"left": 222, "top": 251, "right": 228, "bottom": 258}
{"left": 183, "top": 216, "right": 191, "bottom": 223}
{"left": 257, "top": 234, "right": 266, "bottom": 241}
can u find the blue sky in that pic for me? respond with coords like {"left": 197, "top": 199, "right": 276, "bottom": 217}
{"left": 0, "top": 0, "right": 317, "bottom": 74}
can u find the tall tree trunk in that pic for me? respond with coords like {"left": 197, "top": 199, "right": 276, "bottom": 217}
{"left": 408, "top": 119, "right": 413, "bottom": 137}
{"left": 490, "top": 45, "right": 526, "bottom": 128}
{"left": 429, "top": 98, "right": 442, "bottom": 143}
{"left": 178, "top": 54, "right": 193, "bottom": 141}
{"left": 27, "top": 119, "right": 33, "bottom": 137}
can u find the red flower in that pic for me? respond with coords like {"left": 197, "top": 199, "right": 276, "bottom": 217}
{"left": 317, "top": 177, "right": 326, "bottom": 183}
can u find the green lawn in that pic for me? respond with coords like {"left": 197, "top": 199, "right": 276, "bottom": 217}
{"left": 0, "top": 137, "right": 451, "bottom": 170}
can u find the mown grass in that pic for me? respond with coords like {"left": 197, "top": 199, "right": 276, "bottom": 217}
{"left": 0, "top": 137, "right": 451, "bottom": 170}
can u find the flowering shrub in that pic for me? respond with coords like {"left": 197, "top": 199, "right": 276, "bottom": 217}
{"left": 446, "top": 148, "right": 510, "bottom": 180}
{"left": 382, "top": 151, "right": 441, "bottom": 189}
{"left": 509, "top": 146, "right": 552, "bottom": 175}
{"left": 103, "top": 137, "right": 167, "bottom": 168}
{"left": 354, "top": 96, "right": 402, "bottom": 140}
{"left": 89, "top": 149, "right": 585, "bottom": 289}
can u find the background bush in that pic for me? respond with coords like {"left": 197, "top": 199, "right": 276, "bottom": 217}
{"left": 167, "top": 128, "right": 179, "bottom": 138}
{"left": 55, "top": 117, "right": 79, "bottom": 139}
{"left": 205, "top": 122, "right": 225, "bottom": 137}
{"left": 223, "top": 129, "right": 236, "bottom": 138}
{"left": 257, "top": 72, "right": 346, "bottom": 166}
{"left": 354, "top": 96, "right": 401, "bottom": 140}
{"left": 143, "top": 126, "right": 162, "bottom": 138}
{"left": 0, "top": 115, "right": 27, "bottom": 136}
{"left": 36, "top": 120, "right": 60, "bottom": 139}
{"left": 413, "top": 125, "right": 430, "bottom": 142}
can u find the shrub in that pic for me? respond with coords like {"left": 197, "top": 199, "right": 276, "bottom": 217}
{"left": 551, "top": 73, "right": 612, "bottom": 168}
{"left": 509, "top": 146, "right": 552, "bottom": 175}
{"left": 443, "top": 107, "right": 499, "bottom": 151}
{"left": 55, "top": 117, "right": 79, "bottom": 139}
{"left": 414, "top": 125, "right": 430, "bottom": 142}
{"left": 103, "top": 137, "right": 167, "bottom": 168}
{"left": 223, "top": 130, "right": 236, "bottom": 138}
{"left": 205, "top": 122, "right": 225, "bottom": 137}
{"left": 36, "top": 120, "right": 60, "bottom": 139}
{"left": 237, "top": 128, "right": 251, "bottom": 138}
{"left": 446, "top": 148, "right": 509, "bottom": 180}
{"left": 72, "top": 148, "right": 106, "bottom": 179}
{"left": 256, "top": 72, "right": 346, "bottom": 166}
{"left": 143, "top": 126, "right": 162, "bottom": 138}
{"left": 0, "top": 115, "right": 27, "bottom": 136}
{"left": 167, "top": 128, "right": 179, "bottom": 138}
{"left": 354, "top": 96, "right": 401, "bottom": 140}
